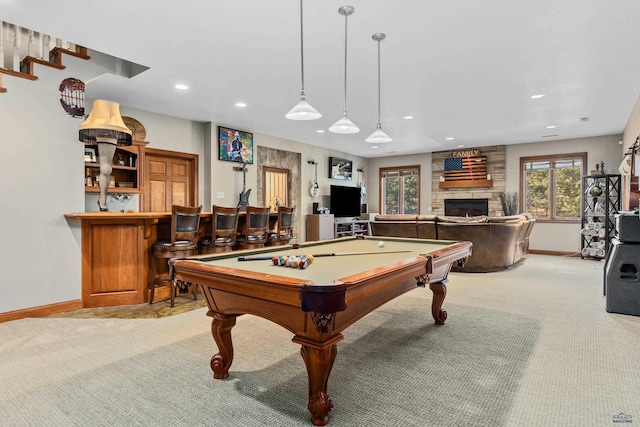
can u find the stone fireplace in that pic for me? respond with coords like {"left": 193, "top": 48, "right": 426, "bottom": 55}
{"left": 444, "top": 198, "right": 489, "bottom": 216}
{"left": 431, "top": 145, "right": 507, "bottom": 217}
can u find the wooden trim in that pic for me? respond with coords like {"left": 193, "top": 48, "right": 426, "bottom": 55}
{"left": 0, "top": 67, "right": 38, "bottom": 81}
{"left": 438, "top": 179, "right": 492, "bottom": 189}
{"left": 144, "top": 146, "right": 198, "bottom": 160}
{"left": 142, "top": 147, "right": 199, "bottom": 212}
{"left": 0, "top": 300, "right": 82, "bottom": 323}
{"left": 49, "top": 46, "right": 91, "bottom": 65}
{"left": 529, "top": 249, "right": 579, "bottom": 257}
{"left": 0, "top": 73, "right": 6, "bottom": 93}
{"left": 519, "top": 152, "right": 588, "bottom": 219}
{"left": 379, "top": 165, "right": 421, "bottom": 215}
{"left": 262, "top": 166, "right": 291, "bottom": 210}
{"left": 20, "top": 56, "right": 65, "bottom": 75}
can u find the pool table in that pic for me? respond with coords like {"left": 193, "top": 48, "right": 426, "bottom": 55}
{"left": 171, "top": 235, "right": 472, "bottom": 425}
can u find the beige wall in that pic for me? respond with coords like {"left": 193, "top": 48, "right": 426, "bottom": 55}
{"left": 1, "top": 50, "right": 638, "bottom": 314}
{"left": 365, "top": 136, "right": 624, "bottom": 254}
{"left": 0, "top": 55, "right": 366, "bottom": 314}
{"left": 622, "top": 95, "right": 640, "bottom": 154}
{"left": 365, "top": 153, "right": 433, "bottom": 215}
{"left": 207, "top": 129, "right": 367, "bottom": 236}
{"left": 505, "top": 135, "right": 622, "bottom": 253}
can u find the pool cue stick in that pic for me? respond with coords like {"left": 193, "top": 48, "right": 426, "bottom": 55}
{"left": 237, "top": 250, "right": 412, "bottom": 261}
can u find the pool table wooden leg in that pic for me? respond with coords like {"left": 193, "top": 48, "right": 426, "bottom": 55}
{"left": 294, "top": 335, "right": 343, "bottom": 426}
{"left": 429, "top": 280, "right": 448, "bottom": 325}
{"left": 210, "top": 313, "right": 239, "bottom": 379}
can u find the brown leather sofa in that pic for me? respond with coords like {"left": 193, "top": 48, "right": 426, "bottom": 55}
{"left": 370, "top": 214, "right": 534, "bottom": 272}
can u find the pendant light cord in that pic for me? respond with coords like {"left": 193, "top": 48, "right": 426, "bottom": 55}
{"left": 299, "top": 0, "right": 306, "bottom": 94}
{"left": 376, "top": 37, "right": 381, "bottom": 125}
{"left": 342, "top": 11, "right": 348, "bottom": 112}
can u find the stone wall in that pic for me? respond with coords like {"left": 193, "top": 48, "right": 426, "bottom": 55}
{"left": 431, "top": 145, "right": 507, "bottom": 216}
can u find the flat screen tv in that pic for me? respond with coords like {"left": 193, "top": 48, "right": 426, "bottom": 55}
{"left": 330, "top": 185, "right": 362, "bottom": 218}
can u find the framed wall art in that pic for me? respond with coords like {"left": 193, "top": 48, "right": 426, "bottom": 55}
{"left": 218, "top": 126, "right": 253, "bottom": 164}
{"left": 84, "top": 146, "right": 97, "bottom": 163}
{"left": 329, "top": 157, "right": 352, "bottom": 180}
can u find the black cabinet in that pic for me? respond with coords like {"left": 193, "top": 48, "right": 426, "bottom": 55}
{"left": 581, "top": 174, "right": 621, "bottom": 259}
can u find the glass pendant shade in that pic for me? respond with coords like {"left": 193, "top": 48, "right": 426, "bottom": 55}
{"left": 329, "top": 110, "right": 360, "bottom": 134}
{"left": 286, "top": 0, "right": 320, "bottom": 121}
{"left": 367, "top": 33, "right": 391, "bottom": 143}
{"left": 286, "top": 92, "right": 321, "bottom": 120}
{"left": 330, "top": 5, "right": 358, "bottom": 134}
{"left": 365, "top": 123, "right": 392, "bottom": 143}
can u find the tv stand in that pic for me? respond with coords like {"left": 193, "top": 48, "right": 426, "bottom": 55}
{"left": 334, "top": 218, "right": 371, "bottom": 238}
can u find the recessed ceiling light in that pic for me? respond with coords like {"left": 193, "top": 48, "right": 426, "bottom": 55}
{"left": 530, "top": 94, "right": 545, "bottom": 99}
{"left": 235, "top": 102, "right": 247, "bottom": 107}
{"left": 403, "top": 115, "right": 414, "bottom": 120}
{"left": 316, "top": 130, "right": 325, "bottom": 133}
{"left": 546, "top": 125, "right": 557, "bottom": 129}
{"left": 371, "top": 146, "right": 379, "bottom": 149}
{"left": 446, "top": 137, "right": 455, "bottom": 141}
{"left": 458, "top": 144, "right": 465, "bottom": 148}
{"left": 174, "top": 84, "right": 189, "bottom": 90}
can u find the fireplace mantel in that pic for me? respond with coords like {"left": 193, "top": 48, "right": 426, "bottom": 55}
{"left": 439, "top": 179, "right": 493, "bottom": 189}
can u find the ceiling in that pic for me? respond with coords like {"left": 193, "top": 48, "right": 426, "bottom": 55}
{"left": 3, "top": 0, "right": 640, "bottom": 158}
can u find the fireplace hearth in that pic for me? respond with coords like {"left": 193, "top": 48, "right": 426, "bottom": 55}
{"left": 445, "top": 199, "right": 489, "bottom": 216}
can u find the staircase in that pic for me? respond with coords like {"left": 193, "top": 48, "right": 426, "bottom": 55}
{"left": 0, "top": 20, "right": 90, "bottom": 93}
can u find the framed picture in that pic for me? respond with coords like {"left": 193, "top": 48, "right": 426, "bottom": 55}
{"left": 218, "top": 126, "right": 253, "bottom": 164}
{"left": 329, "top": 157, "right": 352, "bottom": 180}
{"left": 84, "top": 146, "right": 97, "bottom": 163}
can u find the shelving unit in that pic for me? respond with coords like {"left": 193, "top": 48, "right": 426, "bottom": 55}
{"left": 581, "top": 174, "right": 621, "bottom": 259}
{"left": 334, "top": 219, "right": 371, "bottom": 238}
{"left": 84, "top": 140, "right": 147, "bottom": 193}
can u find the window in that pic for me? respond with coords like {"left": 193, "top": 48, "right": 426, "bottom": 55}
{"left": 380, "top": 166, "right": 420, "bottom": 215}
{"left": 263, "top": 166, "right": 289, "bottom": 212}
{"left": 520, "top": 153, "right": 586, "bottom": 222}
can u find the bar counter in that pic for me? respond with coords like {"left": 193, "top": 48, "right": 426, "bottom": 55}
{"left": 65, "top": 211, "right": 275, "bottom": 308}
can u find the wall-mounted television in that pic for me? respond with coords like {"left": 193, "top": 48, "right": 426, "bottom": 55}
{"left": 330, "top": 185, "right": 362, "bottom": 218}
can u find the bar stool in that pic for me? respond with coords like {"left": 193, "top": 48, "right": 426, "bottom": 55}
{"left": 199, "top": 205, "right": 240, "bottom": 253}
{"left": 267, "top": 205, "right": 295, "bottom": 246}
{"left": 149, "top": 204, "right": 202, "bottom": 307}
{"left": 236, "top": 205, "right": 270, "bottom": 249}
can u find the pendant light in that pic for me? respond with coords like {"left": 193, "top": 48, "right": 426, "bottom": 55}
{"left": 329, "top": 5, "right": 359, "bottom": 134}
{"left": 366, "top": 33, "right": 392, "bottom": 143}
{"left": 286, "top": 0, "right": 321, "bottom": 120}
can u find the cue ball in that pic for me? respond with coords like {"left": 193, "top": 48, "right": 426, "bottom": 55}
{"left": 378, "top": 241, "right": 385, "bottom": 248}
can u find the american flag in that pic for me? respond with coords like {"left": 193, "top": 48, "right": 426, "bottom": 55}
{"left": 444, "top": 157, "right": 463, "bottom": 171}
{"left": 443, "top": 156, "right": 487, "bottom": 181}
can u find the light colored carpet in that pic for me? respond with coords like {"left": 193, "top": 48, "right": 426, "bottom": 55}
{"left": 1, "top": 254, "right": 639, "bottom": 426}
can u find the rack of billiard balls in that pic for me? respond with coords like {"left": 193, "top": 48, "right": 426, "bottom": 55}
{"left": 272, "top": 255, "right": 315, "bottom": 269}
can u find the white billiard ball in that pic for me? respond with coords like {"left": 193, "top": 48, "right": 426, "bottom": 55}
{"left": 378, "top": 241, "right": 385, "bottom": 248}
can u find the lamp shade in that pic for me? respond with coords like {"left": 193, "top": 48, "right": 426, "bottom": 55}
{"left": 365, "top": 124, "right": 392, "bottom": 143}
{"left": 79, "top": 99, "right": 132, "bottom": 145}
{"left": 286, "top": 95, "right": 322, "bottom": 120}
{"left": 329, "top": 112, "right": 360, "bottom": 134}
{"left": 286, "top": 0, "right": 321, "bottom": 121}
{"left": 329, "top": 5, "right": 359, "bottom": 135}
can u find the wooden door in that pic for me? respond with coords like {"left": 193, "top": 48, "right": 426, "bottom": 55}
{"left": 143, "top": 148, "right": 198, "bottom": 212}
{"left": 263, "top": 166, "right": 290, "bottom": 211}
